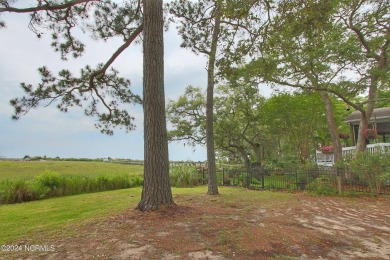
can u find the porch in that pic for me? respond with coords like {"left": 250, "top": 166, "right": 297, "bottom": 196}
{"left": 316, "top": 143, "right": 390, "bottom": 167}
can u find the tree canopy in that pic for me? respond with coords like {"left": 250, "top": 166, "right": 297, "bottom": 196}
{"left": 168, "top": 0, "right": 389, "bottom": 165}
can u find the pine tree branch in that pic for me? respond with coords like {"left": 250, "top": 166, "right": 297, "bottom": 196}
{"left": 89, "top": 23, "right": 143, "bottom": 82}
{"left": 0, "top": 0, "right": 97, "bottom": 13}
{"left": 86, "top": 23, "right": 143, "bottom": 120}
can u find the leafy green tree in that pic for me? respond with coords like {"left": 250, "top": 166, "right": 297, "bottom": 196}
{"left": 214, "top": 83, "right": 269, "bottom": 167}
{"left": 235, "top": 0, "right": 388, "bottom": 159}
{"left": 335, "top": 0, "right": 389, "bottom": 153}
{"left": 261, "top": 92, "right": 338, "bottom": 163}
{"left": 255, "top": 91, "right": 349, "bottom": 164}
{"left": 1, "top": 0, "right": 174, "bottom": 211}
{"left": 167, "top": 85, "right": 348, "bottom": 165}
{"left": 167, "top": 85, "right": 352, "bottom": 165}
{"left": 166, "top": 86, "right": 206, "bottom": 146}
{"left": 169, "top": 0, "right": 270, "bottom": 194}
{"left": 167, "top": 84, "right": 263, "bottom": 166}
{"left": 237, "top": 0, "right": 354, "bottom": 163}
{"left": 376, "top": 89, "right": 390, "bottom": 108}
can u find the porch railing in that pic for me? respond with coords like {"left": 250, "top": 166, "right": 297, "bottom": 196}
{"left": 316, "top": 143, "right": 390, "bottom": 166}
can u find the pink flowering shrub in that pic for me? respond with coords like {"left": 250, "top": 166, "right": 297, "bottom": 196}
{"left": 320, "top": 145, "right": 334, "bottom": 153}
{"left": 363, "top": 129, "right": 377, "bottom": 140}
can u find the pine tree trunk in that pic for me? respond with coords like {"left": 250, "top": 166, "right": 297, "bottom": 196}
{"left": 318, "top": 91, "right": 342, "bottom": 163}
{"left": 205, "top": 3, "right": 221, "bottom": 195}
{"left": 137, "top": 0, "right": 175, "bottom": 211}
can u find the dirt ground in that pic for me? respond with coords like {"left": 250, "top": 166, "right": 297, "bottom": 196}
{"left": 3, "top": 189, "right": 390, "bottom": 260}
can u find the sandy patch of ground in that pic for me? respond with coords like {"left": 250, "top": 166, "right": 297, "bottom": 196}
{"left": 2, "top": 190, "right": 390, "bottom": 259}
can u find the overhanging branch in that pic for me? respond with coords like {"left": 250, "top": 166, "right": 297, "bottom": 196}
{"left": 89, "top": 23, "right": 143, "bottom": 82}
{"left": 0, "top": 0, "right": 97, "bottom": 13}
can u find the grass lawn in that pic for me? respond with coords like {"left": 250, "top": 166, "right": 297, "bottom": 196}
{"left": 0, "top": 187, "right": 142, "bottom": 244}
{"left": 2, "top": 187, "right": 389, "bottom": 259}
{"left": 0, "top": 186, "right": 290, "bottom": 244}
{"left": 0, "top": 161, "right": 144, "bottom": 180}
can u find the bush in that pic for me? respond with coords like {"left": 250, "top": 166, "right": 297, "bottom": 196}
{"left": 350, "top": 153, "right": 390, "bottom": 195}
{"left": 35, "top": 170, "right": 63, "bottom": 197}
{"left": 309, "top": 177, "right": 338, "bottom": 196}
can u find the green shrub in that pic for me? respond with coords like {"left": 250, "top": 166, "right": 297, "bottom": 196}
{"left": 309, "top": 177, "right": 338, "bottom": 195}
{"left": 383, "top": 172, "right": 390, "bottom": 186}
{"left": 34, "top": 170, "right": 63, "bottom": 197}
{"left": 350, "top": 153, "right": 390, "bottom": 195}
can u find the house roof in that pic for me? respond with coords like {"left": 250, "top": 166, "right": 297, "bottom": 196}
{"left": 345, "top": 107, "right": 390, "bottom": 124}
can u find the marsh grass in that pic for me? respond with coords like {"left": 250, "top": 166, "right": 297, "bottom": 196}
{"left": 169, "top": 165, "right": 202, "bottom": 187}
{"left": 0, "top": 170, "right": 143, "bottom": 204}
{"left": 0, "top": 161, "right": 143, "bottom": 180}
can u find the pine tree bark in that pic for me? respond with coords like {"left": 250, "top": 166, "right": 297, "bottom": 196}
{"left": 136, "top": 0, "right": 175, "bottom": 211}
{"left": 205, "top": 3, "right": 221, "bottom": 195}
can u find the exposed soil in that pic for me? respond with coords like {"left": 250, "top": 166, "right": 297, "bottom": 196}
{"left": 2, "top": 189, "right": 390, "bottom": 260}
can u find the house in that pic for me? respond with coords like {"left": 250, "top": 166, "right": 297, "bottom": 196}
{"left": 345, "top": 107, "right": 390, "bottom": 145}
{"left": 317, "top": 107, "right": 390, "bottom": 166}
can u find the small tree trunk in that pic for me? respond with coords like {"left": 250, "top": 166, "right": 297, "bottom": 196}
{"left": 355, "top": 112, "right": 368, "bottom": 153}
{"left": 318, "top": 91, "right": 342, "bottom": 163}
{"left": 253, "top": 143, "right": 262, "bottom": 165}
{"left": 137, "top": 0, "right": 175, "bottom": 211}
{"left": 205, "top": 3, "right": 221, "bottom": 195}
{"left": 355, "top": 79, "right": 378, "bottom": 154}
{"left": 237, "top": 146, "right": 251, "bottom": 170}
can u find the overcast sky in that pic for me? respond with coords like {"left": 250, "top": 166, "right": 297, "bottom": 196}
{"left": 0, "top": 10, "right": 209, "bottom": 161}
{"left": 0, "top": 7, "right": 272, "bottom": 161}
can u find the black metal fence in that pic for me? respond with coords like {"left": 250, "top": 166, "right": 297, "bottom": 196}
{"left": 198, "top": 165, "right": 390, "bottom": 195}
{"left": 169, "top": 161, "right": 390, "bottom": 195}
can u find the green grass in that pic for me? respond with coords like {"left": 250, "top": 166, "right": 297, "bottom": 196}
{"left": 0, "top": 186, "right": 294, "bottom": 244}
{"left": 0, "top": 187, "right": 143, "bottom": 243}
{"left": 0, "top": 161, "right": 144, "bottom": 180}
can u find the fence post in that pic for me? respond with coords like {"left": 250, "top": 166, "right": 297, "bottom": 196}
{"left": 336, "top": 167, "right": 342, "bottom": 194}
{"left": 222, "top": 168, "right": 225, "bottom": 186}
{"left": 261, "top": 168, "right": 265, "bottom": 190}
{"left": 202, "top": 167, "right": 205, "bottom": 185}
